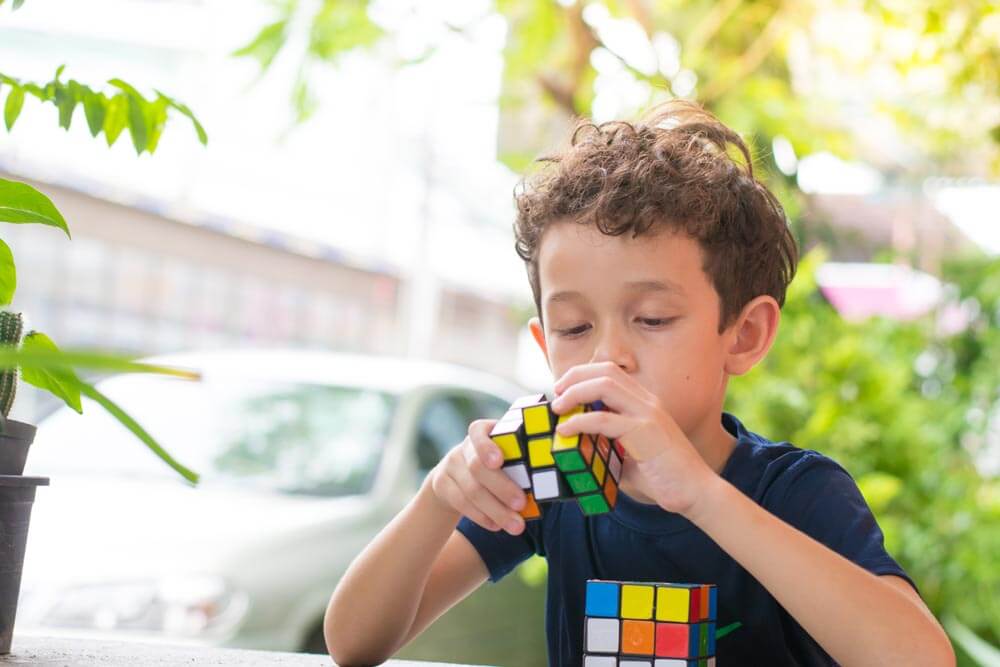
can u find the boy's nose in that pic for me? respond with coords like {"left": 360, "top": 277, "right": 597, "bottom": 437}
{"left": 590, "top": 326, "right": 638, "bottom": 373}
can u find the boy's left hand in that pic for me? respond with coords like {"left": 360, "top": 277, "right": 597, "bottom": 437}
{"left": 550, "top": 361, "right": 715, "bottom": 518}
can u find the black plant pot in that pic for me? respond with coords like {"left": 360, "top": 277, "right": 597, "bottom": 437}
{"left": 0, "top": 417, "right": 48, "bottom": 655}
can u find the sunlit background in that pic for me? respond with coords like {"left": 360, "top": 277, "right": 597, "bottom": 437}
{"left": 1, "top": 1, "right": 998, "bottom": 665}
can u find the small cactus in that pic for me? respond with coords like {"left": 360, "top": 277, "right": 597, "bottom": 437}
{"left": 0, "top": 311, "right": 23, "bottom": 418}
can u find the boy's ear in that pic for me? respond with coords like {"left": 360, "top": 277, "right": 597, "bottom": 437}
{"left": 723, "top": 296, "right": 781, "bottom": 376}
{"left": 528, "top": 316, "right": 550, "bottom": 365}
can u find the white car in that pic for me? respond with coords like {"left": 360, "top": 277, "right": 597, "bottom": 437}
{"left": 16, "top": 348, "right": 546, "bottom": 661}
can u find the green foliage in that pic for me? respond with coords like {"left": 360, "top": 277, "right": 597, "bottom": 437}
{"left": 234, "top": 0, "right": 383, "bottom": 123}
{"left": 725, "top": 247, "right": 1000, "bottom": 653}
{"left": 0, "top": 67, "right": 208, "bottom": 154}
{"left": 19, "top": 331, "right": 82, "bottom": 414}
{"left": 0, "top": 178, "right": 70, "bottom": 235}
{"left": 0, "top": 239, "right": 15, "bottom": 306}
{"left": 0, "top": 8, "right": 209, "bottom": 482}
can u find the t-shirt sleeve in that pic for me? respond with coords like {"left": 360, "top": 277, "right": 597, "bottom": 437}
{"left": 767, "top": 453, "right": 919, "bottom": 595}
{"left": 456, "top": 514, "right": 546, "bottom": 583}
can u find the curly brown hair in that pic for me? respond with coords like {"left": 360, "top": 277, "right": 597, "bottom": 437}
{"left": 513, "top": 100, "right": 798, "bottom": 333}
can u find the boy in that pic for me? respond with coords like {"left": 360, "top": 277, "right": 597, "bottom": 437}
{"left": 325, "top": 101, "right": 954, "bottom": 666}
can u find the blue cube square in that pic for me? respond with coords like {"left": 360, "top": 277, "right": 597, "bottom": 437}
{"left": 585, "top": 581, "right": 619, "bottom": 617}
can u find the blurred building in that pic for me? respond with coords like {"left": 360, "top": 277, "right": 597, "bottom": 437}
{"left": 0, "top": 0, "right": 544, "bottom": 422}
{"left": 3, "top": 170, "right": 526, "bottom": 422}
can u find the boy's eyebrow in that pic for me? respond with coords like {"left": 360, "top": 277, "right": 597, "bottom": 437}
{"left": 624, "top": 279, "right": 686, "bottom": 296}
{"left": 546, "top": 280, "right": 685, "bottom": 306}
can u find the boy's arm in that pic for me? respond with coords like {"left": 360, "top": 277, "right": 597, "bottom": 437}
{"left": 325, "top": 419, "right": 528, "bottom": 666}
{"left": 550, "top": 362, "right": 955, "bottom": 667}
{"left": 689, "top": 476, "right": 955, "bottom": 667}
{"left": 324, "top": 482, "right": 487, "bottom": 665}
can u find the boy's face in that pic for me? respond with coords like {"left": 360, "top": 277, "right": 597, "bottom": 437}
{"left": 530, "top": 220, "right": 736, "bottom": 438}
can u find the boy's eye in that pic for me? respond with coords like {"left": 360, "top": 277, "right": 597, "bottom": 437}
{"left": 555, "top": 324, "right": 590, "bottom": 337}
{"left": 637, "top": 317, "right": 676, "bottom": 327}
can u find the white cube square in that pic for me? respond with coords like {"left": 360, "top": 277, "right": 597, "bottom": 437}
{"left": 609, "top": 450, "right": 622, "bottom": 483}
{"left": 654, "top": 660, "right": 687, "bottom": 667}
{"left": 586, "top": 617, "right": 620, "bottom": 653}
{"left": 620, "top": 661, "right": 652, "bottom": 667}
{"left": 584, "top": 656, "right": 617, "bottom": 667}
{"left": 532, "top": 468, "right": 561, "bottom": 500}
{"left": 503, "top": 463, "right": 530, "bottom": 490}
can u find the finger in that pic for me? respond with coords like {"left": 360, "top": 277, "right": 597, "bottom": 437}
{"left": 553, "top": 361, "right": 625, "bottom": 396}
{"left": 435, "top": 473, "right": 500, "bottom": 531}
{"left": 454, "top": 463, "right": 525, "bottom": 534}
{"left": 463, "top": 443, "right": 527, "bottom": 512}
{"left": 550, "top": 375, "right": 639, "bottom": 416}
{"left": 555, "top": 410, "right": 658, "bottom": 461}
{"left": 468, "top": 419, "right": 504, "bottom": 469}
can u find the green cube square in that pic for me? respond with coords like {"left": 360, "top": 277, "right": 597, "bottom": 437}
{"left": 566, "top": 471, "right": 598, "bottom": 494}
{"left": 554, "top": 449, "right": 585, "bottom": 472}
{"left": 699, "top": 622, "right": 708, "bottom": 655}
{"left": 578, "top": 493, "right": 610, "bottom": 515}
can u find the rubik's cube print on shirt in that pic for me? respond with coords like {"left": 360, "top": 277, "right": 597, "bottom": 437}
{"left": 489, "top": 394, "right": 623, "bottom": 519}
{"left": 583, "top": 579, "right": 717, "bottom": 666}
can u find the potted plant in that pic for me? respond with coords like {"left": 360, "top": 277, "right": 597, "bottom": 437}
{"left": 0, "top": 1, "right": 210, "bottom": 651}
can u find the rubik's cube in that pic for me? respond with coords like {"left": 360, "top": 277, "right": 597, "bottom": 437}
{"left": 583, "top": 579, "right": 717, "bottom": 666}
{"left": 490, "top": 394, "right": 623, "bottom": 519}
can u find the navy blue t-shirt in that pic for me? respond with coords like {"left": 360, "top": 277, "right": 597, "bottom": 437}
{"left": 456, "top": 412, "right": 917, "bottom": 666}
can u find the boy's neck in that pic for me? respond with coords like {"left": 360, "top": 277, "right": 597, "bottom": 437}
{"left": 619, "top": 411, "right": 737, "bottom": 505}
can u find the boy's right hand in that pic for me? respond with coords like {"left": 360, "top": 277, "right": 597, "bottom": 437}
{"left": 427, "top": 419, "right": 528, "bottom": 536}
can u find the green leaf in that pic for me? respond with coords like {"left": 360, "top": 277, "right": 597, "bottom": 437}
{"left": 155, "top": 91, "right": 208, "bottom": 145}
{"left": 12, "top": 0, "right": 26, "bottom": 9}
{"left": 232, "top": 18, "right": 290, "bottom": 70}
{"left": 143, "top": 97, "right": 168, "bottom": 154}
{"left": 0, "top": 238, "right": 15, "bottom": 305}
{"left": 19, "top": 332, "right": 83, "bottom": 413}
{"left": 102, "top": 94, "right": 127, "bottom": 147}
{"left": 82, "top": 90, "right": 106, "bottom": 137}
{"left": 77, "top": 381, "right": 199, "bottom": 485}
{"left": 0, "top": 178, "right": 71, "bottom": 237}
{"left": 55, "top": 79, "right": 79, "bottom": 130}
{"left": 0, "top": 346, "right": 201, "bottom": 379}
{"left": 4, "top": 86, "right": 24, "bottom": 130}
{"left": 109, "top": 79, "right": 150, "bottom": 154}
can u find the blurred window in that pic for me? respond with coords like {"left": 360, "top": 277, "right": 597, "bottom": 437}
{"left": 415, "top": 391, "right": 510, "bottom": 472}
{"left": 28, "top": 374, "right": 396, "bottom": 498}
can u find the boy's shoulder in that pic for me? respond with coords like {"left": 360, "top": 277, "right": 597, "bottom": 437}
{"left": 722, "top": 412, "right": 858, "bottom": 509}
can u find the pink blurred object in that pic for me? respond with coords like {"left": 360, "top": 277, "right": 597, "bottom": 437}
{"left": 816, "top": 262, "right": 971, "bottom": 334}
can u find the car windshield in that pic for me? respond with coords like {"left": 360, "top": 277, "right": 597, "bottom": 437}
{"left": 27, "top": 374, "right": 396, "bottom": 497}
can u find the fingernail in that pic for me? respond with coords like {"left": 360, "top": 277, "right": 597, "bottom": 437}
{"left": 490, "top": 452, "right": 501, "bottom": 466}
{"left": 506, "top": 518, "right": 522, "bottom": 533}
{"left": 511, "top": 495, "right": 525, "bottom": 511}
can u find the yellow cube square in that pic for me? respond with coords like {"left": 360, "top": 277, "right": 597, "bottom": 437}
{"left": 528, "top": 436, "right": 555, "bottom": 467}
{"left": 655, "top": 586, "right": 690, "bottom": 622}
{"left": 490, "top": 420, "right": 523, "bottom": 461}
{"left": 620, "top": 584, "right": 654, "bottom": 619}
{"left": 492, "top": 433, "right": 522, "bottom": 461}
{"left": 592, "top": 454, "right": 606, "bottom": 485}
{"left": 522, "top": 404, "right": 553, "bottom": 435}
{"left": 552, "top": 430, "right": 580, "bottom": 451}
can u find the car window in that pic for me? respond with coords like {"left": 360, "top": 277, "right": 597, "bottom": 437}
{"left": 27, "top": 374, "right": 396, "bottom": 498}
{"left": 415, "top": 392, "right": 510, "bottom": 473}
